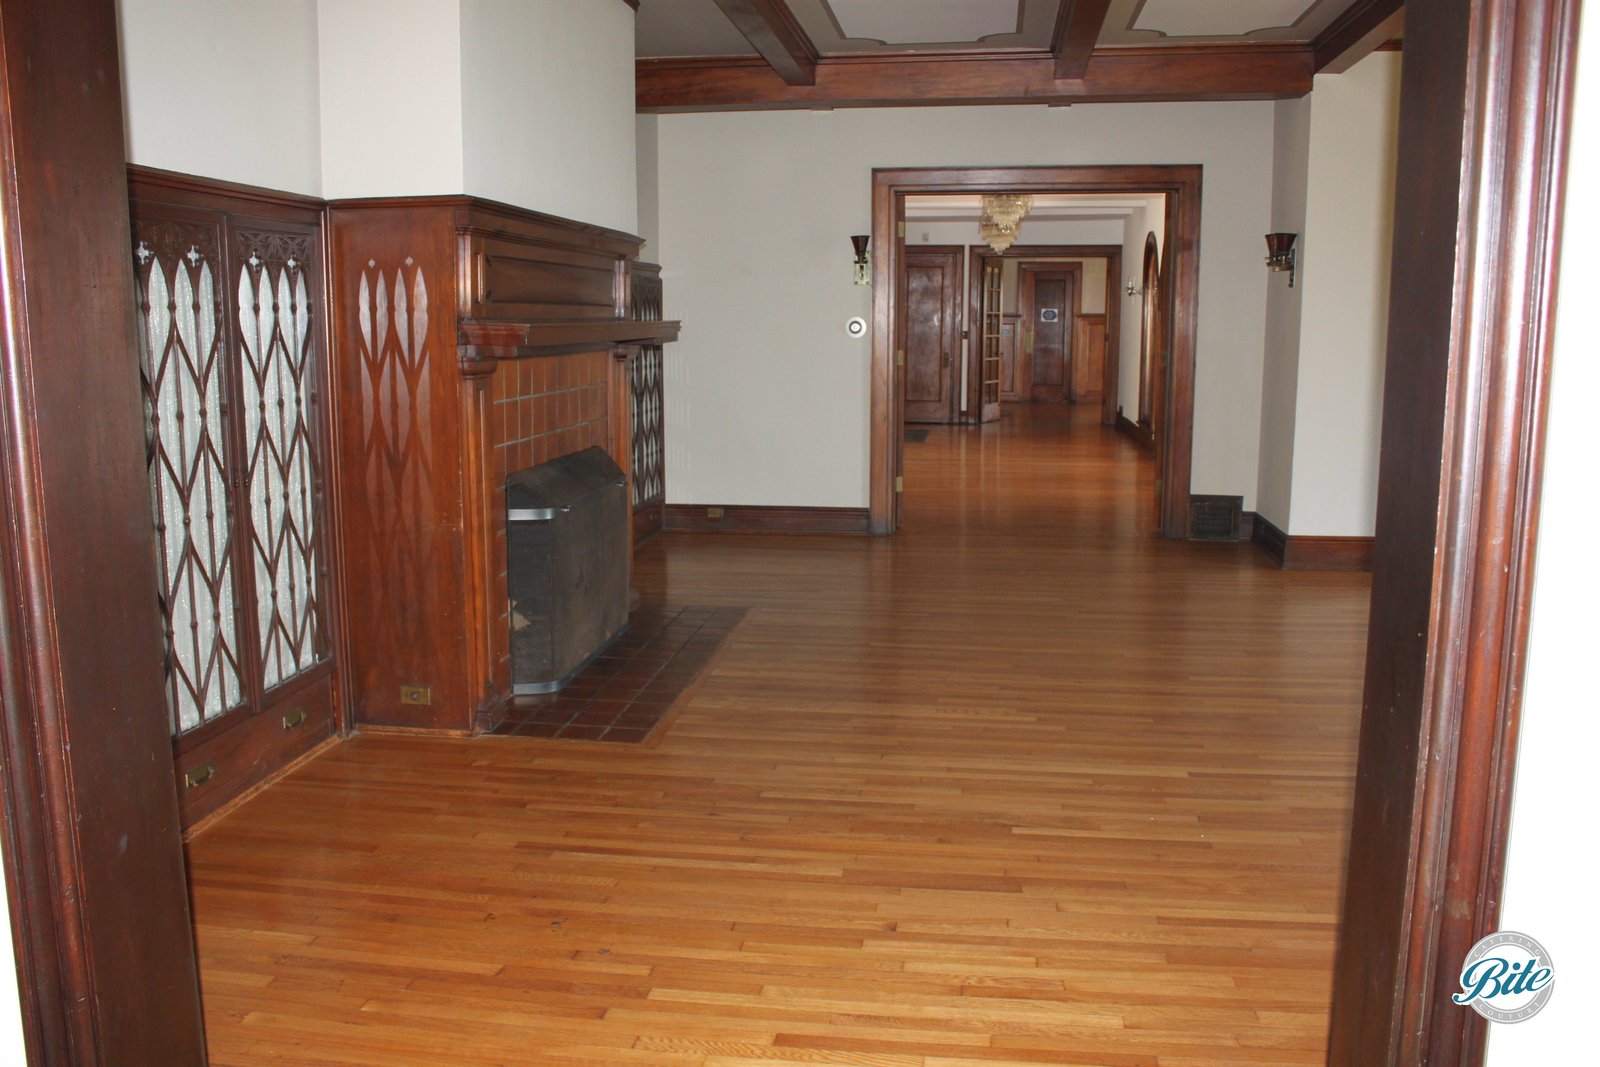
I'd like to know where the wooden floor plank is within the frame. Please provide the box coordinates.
[188,405,1367,1064]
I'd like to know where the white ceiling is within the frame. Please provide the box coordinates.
[635,0,1367,59]
[1102,0,1355,45]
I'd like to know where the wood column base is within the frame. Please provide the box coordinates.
[1251,515,1374,571]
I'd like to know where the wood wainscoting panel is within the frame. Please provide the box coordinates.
[664,504,873,534]
[330,204,469,730]
[1073,312,1108,404]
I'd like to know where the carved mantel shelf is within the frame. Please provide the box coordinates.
[458,317,681,369]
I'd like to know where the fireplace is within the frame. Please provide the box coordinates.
[506,447,629,694]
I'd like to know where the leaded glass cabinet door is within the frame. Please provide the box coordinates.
[133,217,248,735]
[129,181,339,829]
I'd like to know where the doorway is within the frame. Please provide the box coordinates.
[872,166,1198,537]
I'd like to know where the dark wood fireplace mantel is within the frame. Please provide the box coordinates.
[327,196,677,734]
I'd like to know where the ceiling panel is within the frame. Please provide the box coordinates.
[792,0,1062,55]
[636,0,757,58]
[1101,0,1359,45]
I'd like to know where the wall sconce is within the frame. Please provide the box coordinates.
[851,235,871,285]
[1265,232,1298,287]
[1125,280,1141,297]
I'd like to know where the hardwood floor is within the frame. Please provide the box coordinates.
[188,403,1371,1066]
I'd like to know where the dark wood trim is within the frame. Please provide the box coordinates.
[1313,0,1406,74]
[0,0,207,1061]
[1250,516,1374,571]
[1051,0,1115,80]
[710,0,818,86]
[619,0,639,9]
[1328,0,1580,1062]
[664,504,872,534]
[638,44,1314,113]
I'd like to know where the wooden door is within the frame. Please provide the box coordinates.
[1020,267,1079,403]
[903,247,963,423]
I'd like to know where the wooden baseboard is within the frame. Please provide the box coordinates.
[664,504,872,534]
[1115,412,1155,454]
[1252,514,1374,571]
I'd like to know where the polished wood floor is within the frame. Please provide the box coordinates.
[189,404,1372,1066]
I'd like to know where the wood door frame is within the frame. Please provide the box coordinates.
[1137,232,1162,433]
[874,167,1196,536]
[1017,262,1083,404]
[0,0,208,1060]
[1328,0,1579,1062]
[963,243,1122,425]
[899,244,965,424]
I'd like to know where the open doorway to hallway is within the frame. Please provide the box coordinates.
[876,171,1189,537]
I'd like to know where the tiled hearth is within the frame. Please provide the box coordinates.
[494,604,747,743]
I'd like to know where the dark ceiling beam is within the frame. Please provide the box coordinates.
[1312,0,1404,74]
[710,0,819,87]
[1051,0,1116,80]
[637,45,1313,113]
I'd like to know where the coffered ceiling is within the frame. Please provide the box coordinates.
[634,0,1403,112]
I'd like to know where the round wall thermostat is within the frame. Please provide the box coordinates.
[846,317,867,337]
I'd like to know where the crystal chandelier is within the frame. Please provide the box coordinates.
[979,194,1033,253]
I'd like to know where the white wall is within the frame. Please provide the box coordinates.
[1256,95,1312,531]
[1286,52,1401,535]
[318,0,464,199]
[1116,199,1166,423]
[658,103,1274,508]
[460,0,637,233]
[1488,7,1600,1058]
[117,0,323,195]
[637,115,661,259]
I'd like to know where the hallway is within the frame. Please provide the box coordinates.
[188,404,1372,1066]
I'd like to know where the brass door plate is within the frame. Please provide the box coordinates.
[184,763,215,789]
[399,685,432,706]
[282,707,307,730]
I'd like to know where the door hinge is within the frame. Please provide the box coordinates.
[896,348,905,368]
[895,476,903,493]
[897,221,906,238]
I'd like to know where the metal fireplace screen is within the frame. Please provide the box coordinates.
[506,446,629,694]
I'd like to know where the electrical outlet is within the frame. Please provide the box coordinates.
[399,685,432,706]
[706,506,724,519]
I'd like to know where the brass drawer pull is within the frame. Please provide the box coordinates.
[184,763,215,789]
[282,707,307,730]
